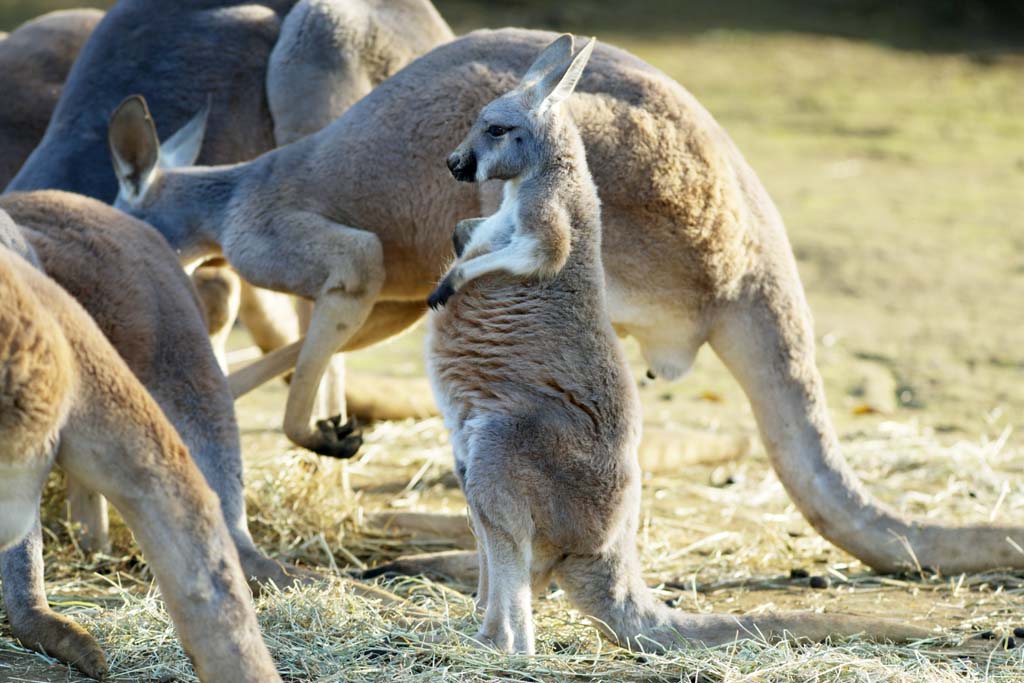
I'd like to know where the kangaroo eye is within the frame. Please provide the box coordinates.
[487,125,510,138]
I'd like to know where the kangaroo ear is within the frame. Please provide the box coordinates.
[535,37,596,115]
[520,34,574,89]
[109,95,160,202]
[160,95,210,168]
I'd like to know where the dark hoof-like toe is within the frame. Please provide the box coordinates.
[312,415,363,459]
[428,278,455,310]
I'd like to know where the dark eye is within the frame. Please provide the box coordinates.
[487,125,510,138]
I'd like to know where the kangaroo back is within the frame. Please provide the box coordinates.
[0,250,74,471]
[0,9,102,188]
[0,249,74,549]
[8,0,289,199]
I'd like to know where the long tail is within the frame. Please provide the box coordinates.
[708,274,1024,574]
[554,543,931,651]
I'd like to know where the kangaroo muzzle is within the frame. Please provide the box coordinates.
[447,150,477,183]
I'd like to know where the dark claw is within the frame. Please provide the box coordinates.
[646,369,656,380]
[312,416,362,459]
[428,277,456,310]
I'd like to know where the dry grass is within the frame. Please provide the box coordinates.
[3,366,1023,682]
[2,2,1023,681]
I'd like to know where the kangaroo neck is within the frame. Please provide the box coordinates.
[157,162,247,257]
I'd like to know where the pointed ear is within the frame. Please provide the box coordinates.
[109,95,160,201]
[520,34,574,89]
[160,96,210,168]
[536,37,596,115]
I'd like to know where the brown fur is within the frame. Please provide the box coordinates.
[0,244,281,682]
[0,191,305,679]
[126,28,1024,574]
[0,9,102,188]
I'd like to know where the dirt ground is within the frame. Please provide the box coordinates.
[1,1,1023,682]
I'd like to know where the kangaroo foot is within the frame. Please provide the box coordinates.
[470,627,517,654]
[238,547,322,592]
[312,415,362,458]
[11,607,108,680]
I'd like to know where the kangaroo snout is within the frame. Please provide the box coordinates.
[447,151,477,182]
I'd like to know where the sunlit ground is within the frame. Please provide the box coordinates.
[1,2,1022,681]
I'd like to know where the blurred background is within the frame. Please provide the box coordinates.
[2,0,1022,442]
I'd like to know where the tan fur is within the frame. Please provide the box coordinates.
[0,9,102,188]
[192,261,242,371]
[0,246,281,682]
[203,0,453,424]
[0,191,308,678]
[128,28,1024,573]
[424,37,929,653]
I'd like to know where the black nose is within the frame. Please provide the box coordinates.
[447,151,477,183]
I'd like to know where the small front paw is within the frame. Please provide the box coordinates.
[428,277,456,310]
[453,217,485,257]
[311,415,362,459]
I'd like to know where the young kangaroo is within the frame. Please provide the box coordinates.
[426,35,928,655]
[108,28,1024,575]
[0,191,305,679]
[0,238,281,682]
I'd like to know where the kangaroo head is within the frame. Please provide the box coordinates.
[108,94,209,210]
[447,34,595,184]
[108,95,212,256]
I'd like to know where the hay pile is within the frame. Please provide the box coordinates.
[4,398,1023,682]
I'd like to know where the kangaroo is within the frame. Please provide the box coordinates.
[106,27,1024,574]
[0,8,102,187]
[0,234,281,683]
[6,0,453,435]
[424,36,930,653]
[0,191,303,679]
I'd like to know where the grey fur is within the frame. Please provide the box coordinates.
[7,0,451,432]
[0,9,102,188]
[425,35,929,655]
[107,27,1024,575]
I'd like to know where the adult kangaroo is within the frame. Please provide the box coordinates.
[6,0,453,433]
[108,28,1024,574]
[0,215,282,683]
[0,191,306,679]
[0,9,102,187]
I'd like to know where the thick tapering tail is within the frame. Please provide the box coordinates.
[554,543,931,652]
[709,277,1024,574]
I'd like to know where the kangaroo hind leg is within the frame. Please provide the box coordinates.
[461,440,538,652]
[227,213,384,457]
[66,475,109,555]
[1,518,108,680]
